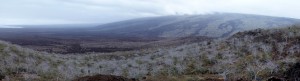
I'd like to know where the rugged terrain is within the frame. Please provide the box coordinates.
[0,25,300,81]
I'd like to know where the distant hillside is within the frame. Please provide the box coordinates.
[1,26,300,81]
[93,13,300,38]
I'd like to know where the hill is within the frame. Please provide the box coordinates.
[92,13,300,38]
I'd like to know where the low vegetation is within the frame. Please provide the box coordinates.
[0,26,299,81]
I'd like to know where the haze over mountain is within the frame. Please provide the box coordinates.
[92,13,300,38]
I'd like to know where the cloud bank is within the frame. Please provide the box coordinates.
[0,0,299,25]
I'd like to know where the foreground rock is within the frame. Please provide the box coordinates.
[267,77,283,81]
[285,62,300,81]
[73,74,138,81]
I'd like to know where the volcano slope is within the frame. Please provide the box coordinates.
[92,13,299,38]
[0,26,300,81]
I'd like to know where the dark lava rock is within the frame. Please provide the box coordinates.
[267,76,282,81]
[285,62,300,81]
[73,74,138,81]
[0,71,5,81]
[0,74,4,80]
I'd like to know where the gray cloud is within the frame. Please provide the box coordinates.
[0,0,299,25]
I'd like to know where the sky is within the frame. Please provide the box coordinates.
[0,0,300,25]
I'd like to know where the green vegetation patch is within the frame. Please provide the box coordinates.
[0,43,6,52]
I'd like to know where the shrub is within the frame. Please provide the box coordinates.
[215,53,223,59]
[169,67,180,76]
[10,46,20,54]
[0,44,6,52]
[184,61,196,75]
[122,68,129,77]
[195,67,209,74]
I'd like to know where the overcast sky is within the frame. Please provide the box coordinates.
[0,0,300,25]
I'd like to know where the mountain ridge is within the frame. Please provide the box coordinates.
[92,13,300,38]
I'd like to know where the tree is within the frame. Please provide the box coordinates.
[246,60,267,81]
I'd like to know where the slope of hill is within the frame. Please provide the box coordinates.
[0,25,300,81]
[92,13,300,38]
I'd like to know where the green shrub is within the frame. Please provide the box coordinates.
[122,68,129,77]
[50,60,64,68]
[135,60,143,65]
[158,68,169,76]
[169,67,180,76]
[195,67,209,74]
[10,46,20,53]
[0,44,6,52]
[185,61,196,75]
[215,53,223,59]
